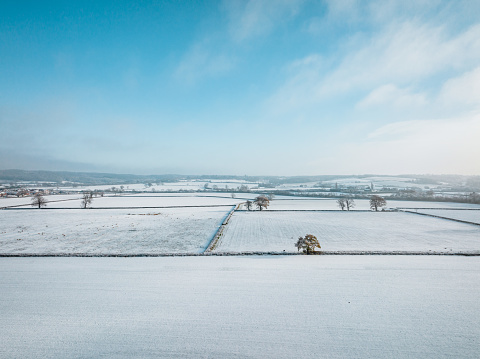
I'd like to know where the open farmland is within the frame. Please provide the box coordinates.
[63,180,259,192]
[0,194,83,208]
[16,194,244,209]
[0,256,478,359]
[254,198,480,211]
[215,211,480,253]
[410,209,480,225]
[0,207,231,254]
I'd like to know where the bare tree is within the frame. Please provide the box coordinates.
[370,195,386,211]
[31,192,47,209]
[295,234,321,254]
[81,191,93,209]
[254,195,270,211]
[245,200,252,211]
[345,197,355,211]
[337,198,346,210]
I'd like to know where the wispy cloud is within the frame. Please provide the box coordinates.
[357,84,427,109]
[438,66,480,108]
[269,20,480,114]
[222,0,304,42]
[335,113,480,174]
[173,40,236,85]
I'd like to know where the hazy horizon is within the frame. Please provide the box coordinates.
[1,1,480,176]
[1,168,478,181]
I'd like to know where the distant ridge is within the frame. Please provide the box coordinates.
[0,169,477,187]
[0,169,351,185]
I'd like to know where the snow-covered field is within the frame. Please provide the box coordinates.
[0,194,82,208]
[412,209,480,225]
[0,207,231,254]
[123,192,256,199]
[321,176,439,189]
[15,195,244,209]
[215,211,480,253]
[391,200,480,209]
[249,198,480,211]
[0,256,478,359]
[63,180,259,192]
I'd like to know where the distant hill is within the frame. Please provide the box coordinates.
[0,169,478,189]
[0,169,181,185]
[0,169,268,185]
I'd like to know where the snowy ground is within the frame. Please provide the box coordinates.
[215,211,480,253]
[411,209,480,225]
[321,176,440,189]
[62,180,259,192]
[0,256,478,359]
[0,207,231,254]
[0,194,82,208]
[392,200,480,209]
[123,192,257,199]
[15,195,244,209]
[251,198,480,211]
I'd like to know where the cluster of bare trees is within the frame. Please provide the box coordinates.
[335,195,387,211]
[245,195,271,211]
[337,197,355,210]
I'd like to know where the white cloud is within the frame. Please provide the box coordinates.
[324,22,480,94]
[270,20,480,113]
[223,0,304,41]
[367,118,438,140]
[174,41,236,85]
[357,84,427,109]
[438,66,480,108]
[345,114,480,174]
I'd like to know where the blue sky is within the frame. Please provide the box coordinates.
[1,0,479,175]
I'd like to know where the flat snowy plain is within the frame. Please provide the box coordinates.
[1,256,478,359]
[0,207,231,254]
[62,180,258,192]
[412,209,480,225]
[15,194,243,209]
[0,194,82,208]
[216,211,480,253]
[261,198,480,211]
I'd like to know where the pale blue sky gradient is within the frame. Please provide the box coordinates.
[1,0,480,175]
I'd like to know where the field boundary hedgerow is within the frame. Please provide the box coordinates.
[0,197,83,209]
[0,251,478,257]
[2,204,236,210]
[400,209,480,226]
[204,204,240,252]
[237,209,375,212]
